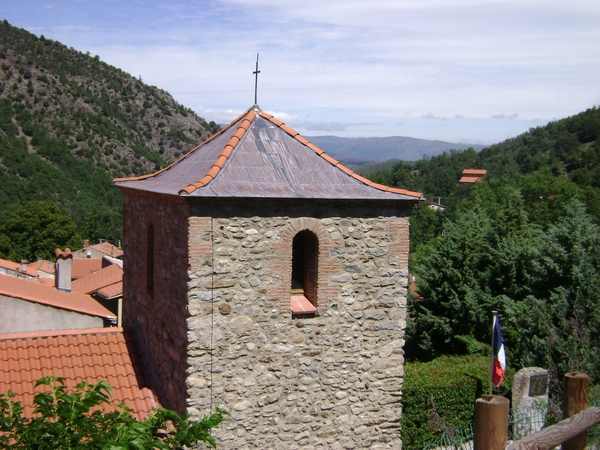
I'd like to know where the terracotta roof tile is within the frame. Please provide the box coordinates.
[462,169,487,176]
[72,259,104,279]
[306,142,324,155]
[96,281,123,300]
[72,264,123,296]
[0,258,20,272]
[320,153,340,166]
[89,242,124,258]
[0,258,40,278]
[55,248,73,259]
[459,168,487,184]
[30,260,55,275]
[0,328,158,420]
[295,135,310,146]
[0,274,115,319]
[111,109,251,184]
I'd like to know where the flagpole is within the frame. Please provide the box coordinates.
[489,310,498,395]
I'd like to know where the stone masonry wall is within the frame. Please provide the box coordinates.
[186,203,411,449]
[121,192,190,412]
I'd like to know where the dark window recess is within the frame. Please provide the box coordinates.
[291,230,318,306]
[146,223,154,294]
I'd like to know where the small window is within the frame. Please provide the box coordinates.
[291,230,318,317]
[146,223,154,294]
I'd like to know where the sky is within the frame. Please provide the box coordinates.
[2,0,599,145]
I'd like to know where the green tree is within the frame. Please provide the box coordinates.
[518,170,581,229]
[0,376,225,449]
[406,183,544,360]
[408,205,444,252]
[407,209,497,358]
[510,201,600,385]
[0,201,81,262]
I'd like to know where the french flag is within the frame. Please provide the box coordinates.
[492,315,506,387]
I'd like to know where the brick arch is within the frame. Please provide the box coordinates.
[270,218,341,314]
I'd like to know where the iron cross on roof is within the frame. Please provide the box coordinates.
[253,53,260,107]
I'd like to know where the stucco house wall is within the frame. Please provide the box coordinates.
[0,295,104,333]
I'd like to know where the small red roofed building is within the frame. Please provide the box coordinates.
[114,105,423,448]
[0,327,157,420]
[73,263,124,326]
[0,258,53,280]
[72,240,124,260]
[459,168,487,183]
[0,274,116,334]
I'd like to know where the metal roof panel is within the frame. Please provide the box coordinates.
[115,108,423,200]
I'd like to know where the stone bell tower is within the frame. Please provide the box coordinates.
[115,105,422,448]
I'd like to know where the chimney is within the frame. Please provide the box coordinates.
[83,239,90,248]
[55,248,73,292]
[20,260,27,273]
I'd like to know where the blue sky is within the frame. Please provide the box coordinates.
[2,0,599,145]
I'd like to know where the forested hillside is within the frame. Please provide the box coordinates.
[0,21,219,258]
[367,107,600,392]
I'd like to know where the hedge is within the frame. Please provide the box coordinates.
[401,355,513,449]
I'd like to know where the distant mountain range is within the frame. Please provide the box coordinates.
[306,135,487,167]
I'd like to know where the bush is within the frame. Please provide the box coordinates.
[401,355,513,449]
[0,376,226,449]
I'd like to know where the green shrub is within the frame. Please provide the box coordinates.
[0,376,226,449]
[401,355,513,449]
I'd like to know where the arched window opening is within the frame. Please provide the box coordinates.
[291,230,318,317]
[146,223,154,294]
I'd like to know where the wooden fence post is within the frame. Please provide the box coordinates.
[474,395,509,450]
[563,372,589,450]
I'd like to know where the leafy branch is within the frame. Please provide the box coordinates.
[0,376,226,449]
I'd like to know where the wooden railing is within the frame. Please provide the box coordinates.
[506,407,600,450]
[473,373,600,450]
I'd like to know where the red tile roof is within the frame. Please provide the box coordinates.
[0,328,158,420]
[115,107,423,200]
[0,258,39,277]
[72,258,104,279]
[89,242,124,258]
[72,264,123,296]
[30,259,55,276]
[96,281,123,300]
[0,258,21,272]
[459,169,487,183]
[0,274,115,319]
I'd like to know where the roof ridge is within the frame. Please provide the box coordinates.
[258,111,423,199]
[113,110,252,184]
[0,327,123,341]
[0,275,116,319]
[179,109,257,196]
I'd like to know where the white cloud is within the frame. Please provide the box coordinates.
[2,0,599,143]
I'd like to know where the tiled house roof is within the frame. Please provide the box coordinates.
[0,258,45,278]
[0,274,115,320]
[115,108,423,200]
[96,281,123,300]
[72,264,123,296]
[0,328,158,420]
[459,169,487,183]
[86,242,124,259]
[72,259,104,279]
[30,259,55,277]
